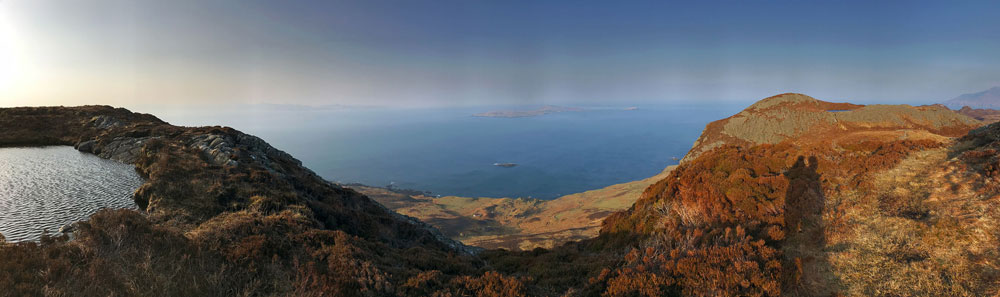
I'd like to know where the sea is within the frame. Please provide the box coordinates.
[151,103,743,199]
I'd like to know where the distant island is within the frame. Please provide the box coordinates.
[473,105,583,118]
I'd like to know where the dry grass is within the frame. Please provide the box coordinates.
[358,166,676,251]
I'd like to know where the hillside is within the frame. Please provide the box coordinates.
[956,105,1000,123]
[471,93,996,296]
[589,94,998,296]
[357,166,674,250]
[946,86,1000,109]
[2,97,998,296]
[0,106,511,296]
[382,93,983,252]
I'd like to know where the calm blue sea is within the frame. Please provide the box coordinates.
[151,104,742,199]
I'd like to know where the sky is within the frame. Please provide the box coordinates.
[1,0,999,108]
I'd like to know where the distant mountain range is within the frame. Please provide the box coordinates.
[473,105,583,118]
[946,86,1000,108]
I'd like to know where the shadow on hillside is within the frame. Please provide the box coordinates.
[783,156,838,296]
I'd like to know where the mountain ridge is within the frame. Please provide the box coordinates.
[473,105,584,118]
[681,93,979,163]
[946,86,1000,109]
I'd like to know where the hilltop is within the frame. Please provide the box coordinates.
[682,93,978,163]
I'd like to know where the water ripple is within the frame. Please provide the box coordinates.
[0,146,144,242]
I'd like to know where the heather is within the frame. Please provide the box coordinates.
[2,94,999,296]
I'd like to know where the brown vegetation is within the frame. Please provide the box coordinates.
[681,93,979,163]
[585,108,997,296]
[0,106,500,296]
[2,93,998,296]
[955,105,1000,123]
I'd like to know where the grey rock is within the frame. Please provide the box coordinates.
[76,140,97,153]
[57,223,76,233]
[187,132,303,172]
[88,115,125,130]
[58,222,79,241]
[100,137,149,163]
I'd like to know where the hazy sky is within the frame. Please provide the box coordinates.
[2,0,999,107]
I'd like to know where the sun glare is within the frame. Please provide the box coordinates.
[0,10,19,96]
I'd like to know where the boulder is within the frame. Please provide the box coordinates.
[76,139,97,153]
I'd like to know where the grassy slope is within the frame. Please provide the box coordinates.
[588,94,998,296]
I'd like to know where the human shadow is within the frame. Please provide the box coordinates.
[782,156,837,296]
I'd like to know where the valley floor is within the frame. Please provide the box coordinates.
[356,166,675,250]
